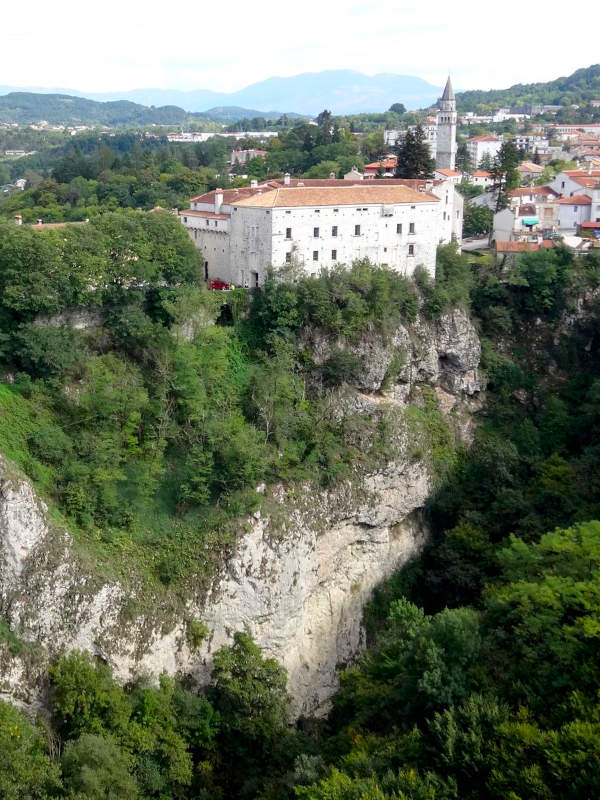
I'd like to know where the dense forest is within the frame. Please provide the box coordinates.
[456,63,600,112]
[0,117,393,221]
[0,202,599,797]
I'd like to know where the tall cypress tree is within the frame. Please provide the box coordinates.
[394,124,434,179]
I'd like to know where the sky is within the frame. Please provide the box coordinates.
[2,0,598,94]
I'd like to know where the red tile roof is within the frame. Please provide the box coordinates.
[557,195,592,205]
[472,171,491,178]
[436,168,461,176]
[468,135,500,143]
[235,184,439,208]
[510,187,558,198]
[580,222,600,228]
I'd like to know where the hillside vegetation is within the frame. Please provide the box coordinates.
[0,213,421,586]
[456,63,600,111]
[1,226,600,798]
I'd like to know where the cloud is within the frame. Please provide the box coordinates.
[1,0,596,94]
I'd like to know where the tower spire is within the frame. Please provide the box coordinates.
[441,75,454,102]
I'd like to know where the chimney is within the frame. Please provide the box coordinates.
[284,172,291,185]
[329,171,336,179]
[214,188,223,214]
[250,179,258,188]
[37,218,43,225]
[14,215,22,225]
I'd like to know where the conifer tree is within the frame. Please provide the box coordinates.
[394,124,434,179]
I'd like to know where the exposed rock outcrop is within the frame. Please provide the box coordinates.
[0,310,482,717]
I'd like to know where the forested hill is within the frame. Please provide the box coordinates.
[0,92,292,126]
[0,92,193,125]
[456,63,600,110]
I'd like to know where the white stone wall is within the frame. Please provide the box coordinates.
[229,206,274,286]
[431,181,463,244]
[269,201,440,278]
[467,139,502,168]
[558,202,591,231]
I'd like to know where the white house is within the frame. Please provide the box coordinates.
[471,170,493,188]
[181,179,461,286]
[557,195,592,232]
[548,169,600,197]
[466,135,502,168]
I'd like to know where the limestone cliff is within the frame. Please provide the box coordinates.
[0,309,482,717]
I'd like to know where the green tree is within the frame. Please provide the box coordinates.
[394,125,434,179]
[0,700,61,799]
[61,734,139,800]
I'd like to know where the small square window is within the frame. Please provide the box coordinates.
[331,249,337,260]
[285,210,291,214]
[333,208,339,213]
[313,250,319,261]
[314,209,320,213]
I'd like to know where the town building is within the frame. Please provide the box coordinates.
[516,161,545,182]
[230,148,267,165]
[181,175,463,286]
[363,156,397,177]
[470,170,493,188]
[466,135,502,169]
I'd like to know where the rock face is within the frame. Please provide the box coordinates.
[0,311,482,717]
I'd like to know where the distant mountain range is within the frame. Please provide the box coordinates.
[2,65,598,127]
[0,70,444,117]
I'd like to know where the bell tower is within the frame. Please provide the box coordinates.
[436,76,457,171]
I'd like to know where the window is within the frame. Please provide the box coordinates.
[396,223,402,234]
[574,206,578,212]
[409,222,415,233]
[443,212,446,221]
[285,252,292,263]
[285,210,291,214]
[332,225,338,237]
[333,208,339,213]
[286,227,292,239]
[408,244,415,256]
[183,216,187,223]
[313,227,319,237]
[354,224,361,236]
[313,251,319,261]
[204,261,209,280]
[331,249,337,260]
[206,220,209,226]
[314,209,320,213]
[561,181,565,188]
[252,271,259,287]
[214,220,218,226]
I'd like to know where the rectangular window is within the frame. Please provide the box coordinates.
[286,228,292,239]
[408,244,415,256]
[285,252,292,263]
[183,216,187,223]
[313,250,319,261]
[206,220,209,226]
[332,225,338,237]
[331,249,337,260]
[333,208,339,213]
[313,227,319,237]
[409,222,415,233]
[314,209,320,213]
[396,223,402,234]
[354,224,361,236]
[286,210,291,214]
[252,271,259,287]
